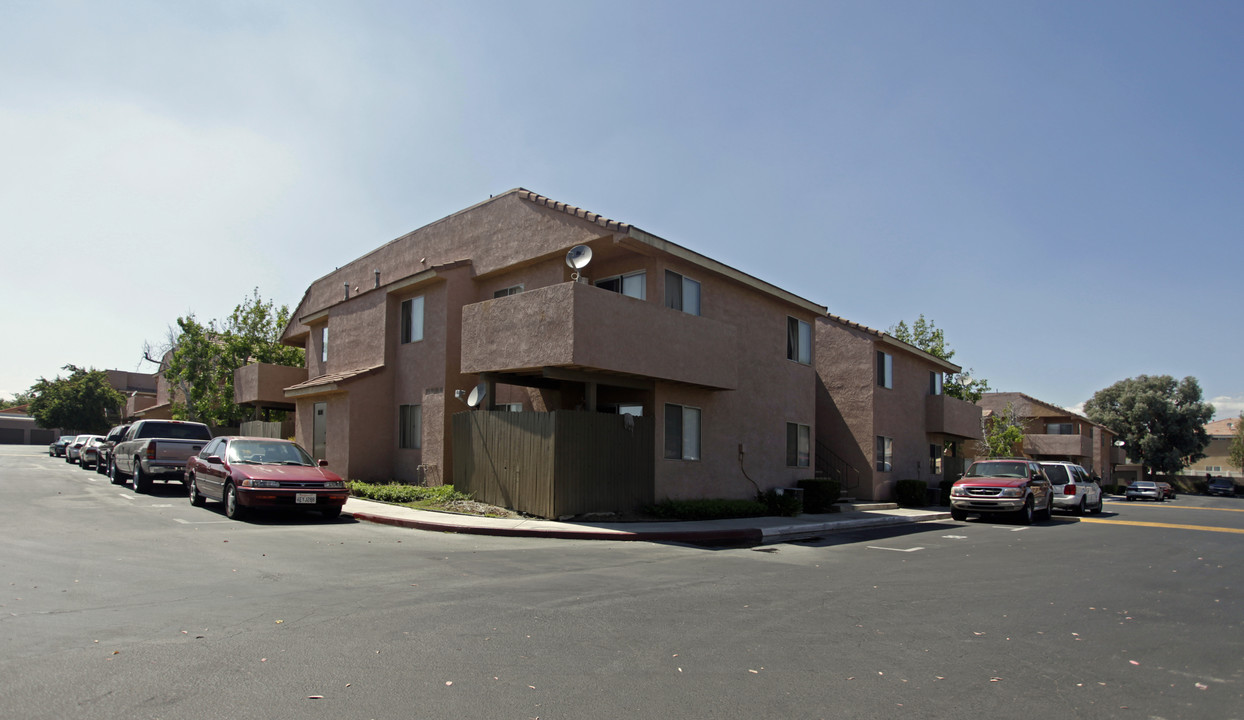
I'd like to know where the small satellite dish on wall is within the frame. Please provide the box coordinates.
[466,382,488,409]
[565,245,592,282]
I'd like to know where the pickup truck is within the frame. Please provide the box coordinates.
[109,420,213,493]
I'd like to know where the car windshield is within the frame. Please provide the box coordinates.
[1042,465,1070,484]
[226,440,315,466]
[966,461,1028,478]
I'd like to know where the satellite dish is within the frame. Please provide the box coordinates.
[565,245,593,270]
[466,383,488,409]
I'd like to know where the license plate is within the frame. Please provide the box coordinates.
[296,493,316,504]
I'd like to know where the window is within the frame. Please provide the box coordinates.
[399,404,421,449]
[664,270,700,315]
[787,317,811,364]
[876,436,892,472]
[929,371,942,395]
[498,403,523,412]
[664,404,701,460]
[493,285,523,298]
[596,271,646,299]
[321,327,328,363]
[401,296,424,344]
[929,444,943,475]
[617,404,643,417]
[786,423,810,468]
[1046,422,1075,435]
[877,351,892,389]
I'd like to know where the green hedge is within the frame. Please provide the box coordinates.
[647,498,768,521]
[761,488,804,517]
[895,479,929,508]
[797,478,841,513]
[348,481,471,504]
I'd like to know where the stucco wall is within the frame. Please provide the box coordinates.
[814,320,876,498]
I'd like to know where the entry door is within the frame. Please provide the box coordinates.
[313,402,327,462]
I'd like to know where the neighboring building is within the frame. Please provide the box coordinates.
[977,392,1122,484]
[275,189,826,516]
[1187,417,1241,479]
[815,315,983,502]
[104,369,159,421]
[0,406,58,445]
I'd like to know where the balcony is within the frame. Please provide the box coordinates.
[1024,432,1093,459]
[925,394,982,440]
[461,281,738,390]
[234,363,308,409]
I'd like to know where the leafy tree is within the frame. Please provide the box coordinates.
[26,365,124,433]
[0,389,35,410]
[1229,414,1244,476]
[979,402,1024,457]
[889,315,990,403]
[1084,375,1214,476]
[151,289,303,427]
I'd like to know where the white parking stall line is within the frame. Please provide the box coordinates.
[173,518,232,525]
[867,546,925,553]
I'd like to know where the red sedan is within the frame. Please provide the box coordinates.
[185,437,348,520]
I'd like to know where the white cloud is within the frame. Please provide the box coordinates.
[1210,395,1244,420]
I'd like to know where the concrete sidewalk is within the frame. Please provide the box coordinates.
[343,497,953,545]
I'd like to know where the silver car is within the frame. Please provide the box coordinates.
[1040,461,1103,515]
[1125,481,1164,502]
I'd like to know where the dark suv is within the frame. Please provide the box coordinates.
[1208,477,1236,497]
[950,458,1054,524]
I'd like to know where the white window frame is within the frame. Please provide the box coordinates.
[401,296,425,344]
[595,271,645,300]
[493,285,524,299]
[877,351,893,389]
[664,270,701,316]
[929,371,942,396]
[664,403,701,461]
[786,422,810,468]
[787,317,811,365]
[498,403,523,412]
[399,404,421,449]
[876,436,893,472]
[320,326,328,363]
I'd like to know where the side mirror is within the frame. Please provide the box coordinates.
[318,459,329,467]
[207,455,223,465]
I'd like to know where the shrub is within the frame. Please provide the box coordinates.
[894,479,929,507]
[646,498,768,521]
[348,481,471,505]
[797,478,841,513]
[761,488,803,517]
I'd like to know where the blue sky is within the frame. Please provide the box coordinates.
[2,1,1240,418]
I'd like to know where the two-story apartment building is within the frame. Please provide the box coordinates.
[815,314,982,502]
[1186,417,1241,479]
[977,392,1121,484]
[274,189,826,515]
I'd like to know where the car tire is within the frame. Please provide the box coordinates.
[1090,495,1104,514]
[224,483,244,520]
[951,508,967,522]
[1039,495,1053,522]
[1016,498,1034,525]
[133,463,151,494]
[1074,497,1086,515]
[188,476,205,507]
[108,460,124,485]
[321,506,342,521]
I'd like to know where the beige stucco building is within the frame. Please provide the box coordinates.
[271,189,827,512]
[1187,417,1241,478]
[977,392,1123,484]
[815,315,983,502]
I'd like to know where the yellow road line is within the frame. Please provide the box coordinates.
[1080,518,1244,534]
[1106,503,1244,513]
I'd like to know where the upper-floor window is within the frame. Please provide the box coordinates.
[665,270,700,316]
[320,327,328,363]
[596,271,645,300]
[787,317,811,365]
[877,351,893,389]
[401,296,424,344]
[494,285,524,298]
[786,423,810,468]
[664,403,701,461]
[929,371,942,395]
[1046,422,1076,435]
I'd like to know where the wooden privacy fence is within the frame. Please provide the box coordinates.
[452,410,654,519]
[239,419,295,439]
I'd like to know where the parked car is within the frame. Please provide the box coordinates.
[65,434,92,464]
[1207,477,1236,497]
[950,458,1054,524]
[1155,480,1176,500]
[49,435,76,457]
[95,424,131,476]
[1125,481,1164,501]
[1039,461,1103,515]
[79,436,108,470]
[185,437,348,520]
[110,419,213,493]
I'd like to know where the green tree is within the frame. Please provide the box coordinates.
[0,389,35,410]
[155,289,303,427]
[1229,414,1244,476]
[26,365,124,433]
[1084,375,1214,476]
[889,315,990,403]
[979,402,1025,457]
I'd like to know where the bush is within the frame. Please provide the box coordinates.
[761,488,804,517]
[646,498,768,521]
[797,478,841,513]
[348,481,471,505]
[894,479,929,507]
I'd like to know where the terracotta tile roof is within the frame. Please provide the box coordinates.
[1206,417,1240,436]
[514,189,632,233]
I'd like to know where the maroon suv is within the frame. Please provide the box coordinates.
[950,458,1054,524]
